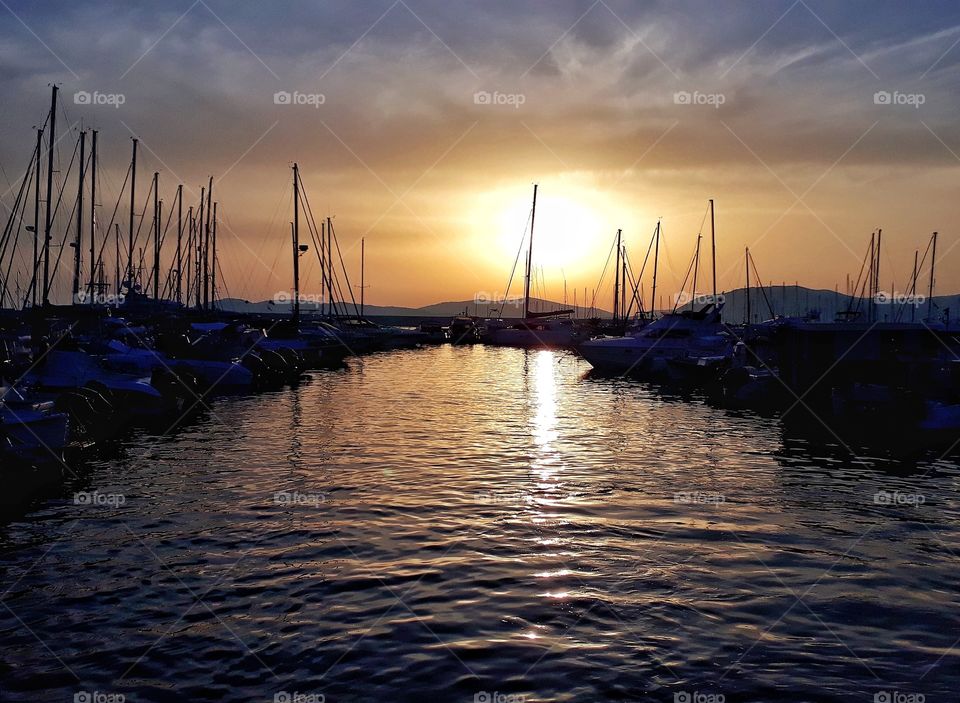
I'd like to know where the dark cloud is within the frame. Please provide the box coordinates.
[3,0,960,304]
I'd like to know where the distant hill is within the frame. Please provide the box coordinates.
[218,297,611,318]
[219,286,960,323]
[713,286,960,324]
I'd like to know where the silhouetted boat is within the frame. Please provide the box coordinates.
[579,303,732,376]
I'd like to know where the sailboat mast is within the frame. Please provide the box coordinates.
[152,172,159,301]
[745,247,751,324]
[175,185,183,304]
[42,85,57,307]
[910,249,918,323]
[621,249,627,320]
[88,130,97,302]
[691,234,701,311]
[31,127,42,308]
[211,201,217,309]
[128,137,137,288]
[867,232,875,322]
[196,187,204,309]
[114,224,120,296]
[523,184,538,319]
[360,237,365,318]
[72,130,85,301]
[613,228,621,322]
[292,164,300,323]
[203,177,212,309]
[185,205,193,303]
[927,231,937,322]
[320,219,326,314]
[326,216,333,317]
[651,220,660,317]
[709,198,717,302]
[874,228,882,321]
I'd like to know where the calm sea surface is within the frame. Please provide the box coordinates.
[2,345,959,702]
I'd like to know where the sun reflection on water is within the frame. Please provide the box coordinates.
[531,350,561,480]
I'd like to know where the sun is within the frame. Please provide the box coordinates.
[490,188,603,271]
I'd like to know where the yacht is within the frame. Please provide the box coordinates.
[578,303,732,375]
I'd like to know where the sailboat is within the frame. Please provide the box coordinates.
[484,185,584,348]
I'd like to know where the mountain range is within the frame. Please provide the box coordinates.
[219,286,960,323]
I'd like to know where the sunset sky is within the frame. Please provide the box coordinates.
[2,0,960,307]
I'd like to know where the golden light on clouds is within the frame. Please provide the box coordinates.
[3,3,960,307]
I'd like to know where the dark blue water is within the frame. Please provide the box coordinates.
[2,346,958,702]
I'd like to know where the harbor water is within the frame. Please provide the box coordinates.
[2,345,958,702]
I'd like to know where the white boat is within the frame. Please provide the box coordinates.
[104,338,254,392]
[24,349,173,417]
[578,303,732,375]
[484,316,585,348]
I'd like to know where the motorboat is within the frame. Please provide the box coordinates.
[578,303,732,376]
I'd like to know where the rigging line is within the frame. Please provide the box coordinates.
[0,166,33,294]
[158,199,180,299]
[46,182,82,300]
[93,163,131,285]
[590,230,619,311]
[697,201,709,238]
[498,207,531,320]
[214,254,230,305]
[671,237,699,314]
[46,130,81,237]
[847,236,874,316]
[747,251,776,319]
[328,219,360,318]
[128,186,155,278]
[297,181,331,309]
[156,190,176,251]
[0,142,37,253]
[298,172,358,317]
[895,237,935,322]
[622,251,646,319]
[43,134,84,300]
[258,177,293,299]
[621,222,659,319]
[295,173,339,314]
[260,178,292,289]
[0,156,35,306]
[0,142,37,269]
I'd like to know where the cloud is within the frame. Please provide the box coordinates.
[3,1,960,304]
